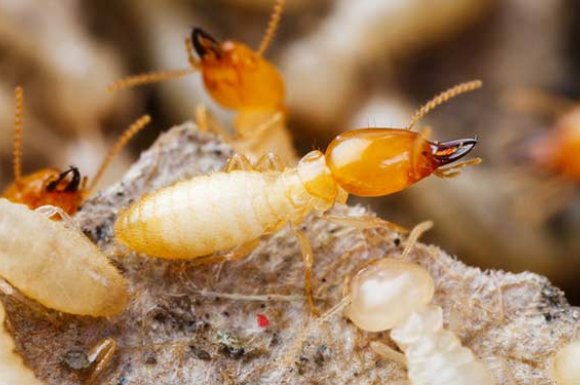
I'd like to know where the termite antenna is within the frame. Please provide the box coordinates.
[400,220,433,260]
[13,86,24,185]
[406,80,482,130]
[88,115,152,194]
[107,68,196,93]
[257,0,286,56]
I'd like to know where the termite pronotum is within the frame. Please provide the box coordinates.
[114,80,483,313]
[107,0,297,163]
[0,198,128,316]
[0,301,43,385]
[2,86,151,216]
[341,223,496,384]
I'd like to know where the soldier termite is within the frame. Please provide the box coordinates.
[341,222,496,385]
[107,0,297,163]
[2,86,151,216]
[114,80,482,313]
[0,198,128,316]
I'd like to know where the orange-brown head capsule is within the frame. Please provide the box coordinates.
[2,167,85,214]
[325,128,477,197]
[531,107,580,180]
[191,28,285,111]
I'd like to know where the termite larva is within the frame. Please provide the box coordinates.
[108,0,297,163]
[0,301,42,385]
[0,198,128,316]
[343,224,495,384]
[2,87,151,216]
[115,80,482,312]
[551,339,580,385]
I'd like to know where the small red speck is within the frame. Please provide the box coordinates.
[257,314,270,328]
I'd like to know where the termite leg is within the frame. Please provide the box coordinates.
[254,153,285,172]
[433,157,482,178]
[323,214,409,234]
[188,241,259,267]
[85,338,117,385]
[291,225,319,316]
[223,239,260,261]
[369,341,407,368]
[234,111,284,140]
[399,220,433,260]
[195,105,230,139]
[35,205,75,226]
[224,154,254,172]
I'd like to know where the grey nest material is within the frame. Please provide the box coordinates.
[3,123,579,384]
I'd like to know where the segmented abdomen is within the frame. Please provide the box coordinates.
[391,305,495,385]
[115,170,300,259]
[0,199,128,316]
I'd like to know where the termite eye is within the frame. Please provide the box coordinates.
[192,27,220,58]
[430,137,478,166]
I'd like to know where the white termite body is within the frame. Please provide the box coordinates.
[115,151,342,259]
[345,258,495,385]
[0,301,42,385]
[0,198,128,316]
[552,339,580,385]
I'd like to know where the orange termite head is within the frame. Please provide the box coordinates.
[2,166,85,215]
[325,128,478,197]
[191,27,285,111]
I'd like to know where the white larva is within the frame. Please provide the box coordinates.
[552,339,580,385]
[345,258,496,385]
[0,198,128,316]
[0,301,42,385]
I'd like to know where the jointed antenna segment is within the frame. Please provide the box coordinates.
[89,115,152,193]
[13,87,24,184]
[107,68,196,93]
[406,80,482,130]
[257,0,286,56]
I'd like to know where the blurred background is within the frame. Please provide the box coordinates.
[0,0,578,302]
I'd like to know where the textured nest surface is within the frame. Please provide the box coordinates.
[3,123,579,384]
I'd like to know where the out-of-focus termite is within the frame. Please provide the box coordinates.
[551,339,580,385]
[114,80,482,313]
[340,222,496,385]
[0,198,128,316]
[107,0,297,163]
[505,89,580,180]
[2,87,151,216]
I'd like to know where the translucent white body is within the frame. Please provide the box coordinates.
[552,339,580,385]
[115,168,330,259]
[345,258,434,332]
[0,301,42,385]
[391,305,495,385]
[345,258,495,385]
[0,199,128,316]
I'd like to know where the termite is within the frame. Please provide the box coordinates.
[0,301,43,385]
[2,86,151,216]
[107,0,297,163]
[0,198,128,316]
[337,222,496,384]
[114,80,483,313]
[551,339,580,385]
[506,89,580,180]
